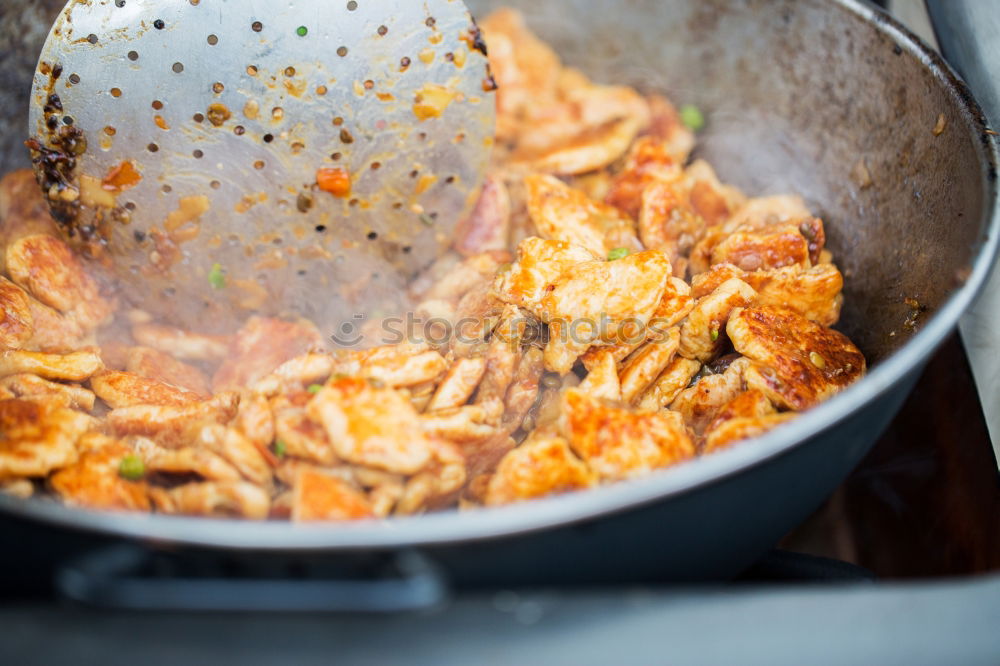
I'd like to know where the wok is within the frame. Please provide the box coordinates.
[0,0,996,585]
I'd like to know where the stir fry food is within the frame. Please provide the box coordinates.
[0,9,865,520]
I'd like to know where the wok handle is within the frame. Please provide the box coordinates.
[55,545,448,613]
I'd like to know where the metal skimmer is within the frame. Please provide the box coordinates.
[28,0,495,332]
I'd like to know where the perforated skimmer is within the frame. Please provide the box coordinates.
[27,0,496,332]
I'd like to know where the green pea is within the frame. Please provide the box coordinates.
[680,104,705,132]
[118,455,145,481]
[208,263,226,290]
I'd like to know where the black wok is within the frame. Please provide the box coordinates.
[0,0,996,585]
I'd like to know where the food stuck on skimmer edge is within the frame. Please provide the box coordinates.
[0,9,865,520]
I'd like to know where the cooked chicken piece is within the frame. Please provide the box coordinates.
[412,299,458,341]
[480,8,563,142]
[449,281,506,356]
[670,358,751,433]
[455,175,512,257]
[269,352,335,386]
[233,392,276,460]
[689,263,745,299]
[484,434,596,506]
[645,95,697,165]
[493,237,597,313]
[560,389,695,480]
[638,176,706,259]
[683,160,747,225]
[329,346,448,390]
[187,423,273,487]
[463,432,518,479]
[273,405,338,466]
[0,478,33,498]
[605,136,683,220]
[0,399,93,478]
[150,481,270,519]
[536,250,672,373]
[271,457,343,487]
[0,349,103,382]
[619,327,681,405]
[579,337,641,372]
[291,467,374,522]
[724,194,813,232]
[474,313,522,406]
[578,349,623,402]
[705,389,775,426]
[50,441,150,511]
[397,438,467,515]
[649,277,696,336]
[23,297,86,354]
[5,234,113,331]
[709,222,815,273]
[728,306,866,410]
[421,404,500,443]
[637,357,702,410]
[523,116,645,175]
[142,442,242,482]
[502,346,544,430]
[678,278,757,362]
[76,431,121,453]
[91,371,203,409]
[251,352,337,397]
[106,392,240,446]
[125,347,211,396]
[513,78,651,171]
[0,277,32,350]
[525,174,640,257]
[704,413,797,454]
[307,378,432,474]
[369,479,405,518]
[752,263,842,326]
[539,249,671,327]
[401,380,435,413]
[131,323,231,361]
[569,169,614,203]
[580,275,686,371]
[577,280,684,369]
[692,263,844,326]
[213,317,324,392]
[0,374,95,411]
[427,356,487,411]
[689,194,812,274]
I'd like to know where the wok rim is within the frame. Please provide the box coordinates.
[2,0,997,551]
